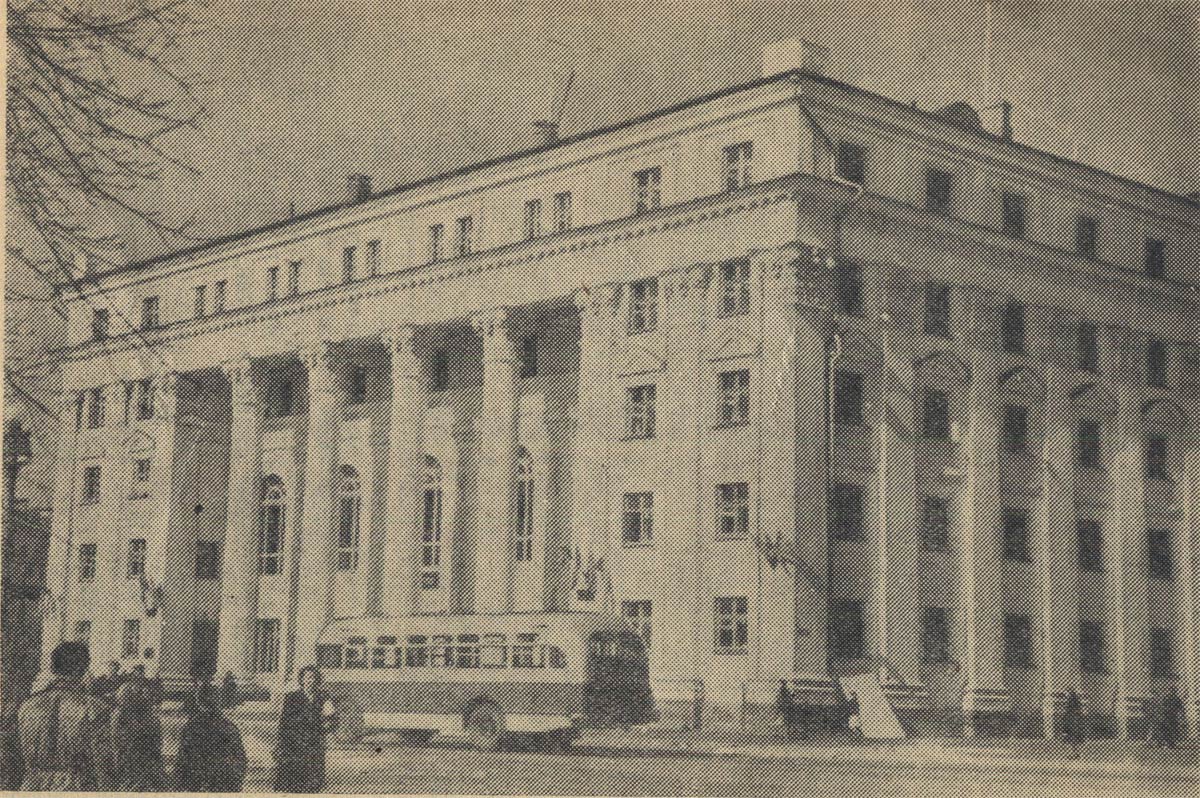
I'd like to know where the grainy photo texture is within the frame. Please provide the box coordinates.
[3,1,1199,796]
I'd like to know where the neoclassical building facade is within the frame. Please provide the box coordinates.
[41,67,1199,737]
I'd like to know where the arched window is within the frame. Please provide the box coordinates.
[337,466,361,571]
[259,476,285,575]
[515,447,534,562]
[421,456,443,589]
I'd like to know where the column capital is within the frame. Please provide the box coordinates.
[472,308,519,363]
[221,358,259,408]
[154,371,180,418]
[382,325,419,355]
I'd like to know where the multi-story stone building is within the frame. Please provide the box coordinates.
[41,58,1199,738]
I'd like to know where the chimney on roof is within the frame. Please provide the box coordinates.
[762,38,829,78]
[347,174,372,203]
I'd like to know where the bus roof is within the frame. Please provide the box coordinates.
[317,612,633,644]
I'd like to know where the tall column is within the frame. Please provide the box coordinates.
[36,391,83,686]
[290,342,340,674]
[144,372,183,677]
[1182,437,1200,739]
[1037,333,1080,738]
[377,326,427,617]
[959,297,1009,734]
[472,309,520,614]
[216,358,264,681]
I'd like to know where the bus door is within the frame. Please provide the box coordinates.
[583,631,656,726]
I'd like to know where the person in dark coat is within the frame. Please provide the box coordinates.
[172,683,247,792]
[1061,689,1085,759]
[273,665,338,793]
[1155,687,1185,749]
[3,641,115,791]
[110,678,166,790]
[90,660,123,700]
[221,670,240,709]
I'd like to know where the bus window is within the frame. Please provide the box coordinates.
[430,635,452,668]
[405,636,428,667]
[512,633,542,668]
[315,644,342,669]
[480,634,506,668]
[548,646,567,669]
[346,637,368,669]
[375,636,397,668]
[456,635,481,668]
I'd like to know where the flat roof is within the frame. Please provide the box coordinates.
[94,69,1197,282]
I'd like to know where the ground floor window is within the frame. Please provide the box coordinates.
[921,607,950,663]
[1003,614,1033,668]
[253,618,280,673]
[121,619,141,659]
[713,596,748,653]
[828,600,865,660]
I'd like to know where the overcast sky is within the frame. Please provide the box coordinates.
[64,0,1200,255]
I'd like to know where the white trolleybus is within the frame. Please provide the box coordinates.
[314,612,657,750]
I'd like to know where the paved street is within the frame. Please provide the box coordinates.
[234,739,1198,797]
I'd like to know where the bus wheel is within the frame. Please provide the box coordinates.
[464,700,505,751]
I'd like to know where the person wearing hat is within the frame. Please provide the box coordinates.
[3,641,115,791]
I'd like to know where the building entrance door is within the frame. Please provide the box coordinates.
[190,618,219,679]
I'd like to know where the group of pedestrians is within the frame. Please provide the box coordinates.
[2,641,338,793]
[1059,686,1186,757]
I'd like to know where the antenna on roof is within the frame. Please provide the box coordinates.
[533,69,576,146]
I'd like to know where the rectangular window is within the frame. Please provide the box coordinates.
[1150,627,1174,677]
[1147,339,1168,387]
[717,259,751,317]
[834,371,864,425]
[510,633,540,668]
[1001,192,1027,238]
[921,389,951,440]
[723,141,753,191]
[86,387,105,429]
[1002,404,1030,454]
[552,191,572,232]
[456,635,481,669]
[421,475,443,589]
[342,246,356,283]
[834,261,864,316]
[193,286,207,319]
[829,483,865,541]
[82,465,101,505]
[716,483,750,540]
[1002,509,1030,561]
[140,296,161,330]
[430,635,452,668]
[132,454,150,488]
[1144,239,1165,279]
[405,635,429,667]
[523,198,543,240]
[127,538,146,579]
[625,384,656,440]
[921,496,950,551]
[264,377,295,420]
[1001,300,1026,354]
[1076,419,1102,469]
[78,543,97,582]
[519,336,538,379]
[337,490,361,572]
[921,607,951,663]
[628,278,658,335]
[259,500,284,576]
[366,240,381,276]
[1077,322,1099,373]
[835,141,866,183]
[515,468,534,563]
[74,393,84,431]
[633,167,662,214]
[135,378,154,421]
[430,349,450,392]
[213,280,227,313]
[925,168,952,213]
[1003,613,1033,668]
[347,366,368,405]
[122,619,141,659]
[267,265,280,300]
[1147,527,1173,580]
[621,493,654,546]
[252,619,280,673]
[315,644,342,669]
[287,260,302,296]
[1077,520,1104,573]
[454,216,473,256]
[91,308,110,340]
[717,370,751,428]
[195,540,220,580]
[829,599,865,660]
[345,637,368,669]
[621,600,653,651]
[1145,435,1168,480]
[1079,620,1106,673]
[74,620,92,644]
[1075,216,1098,258]
[714,596,748,652]
[428,224,444,263]
[923,282,952,338]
